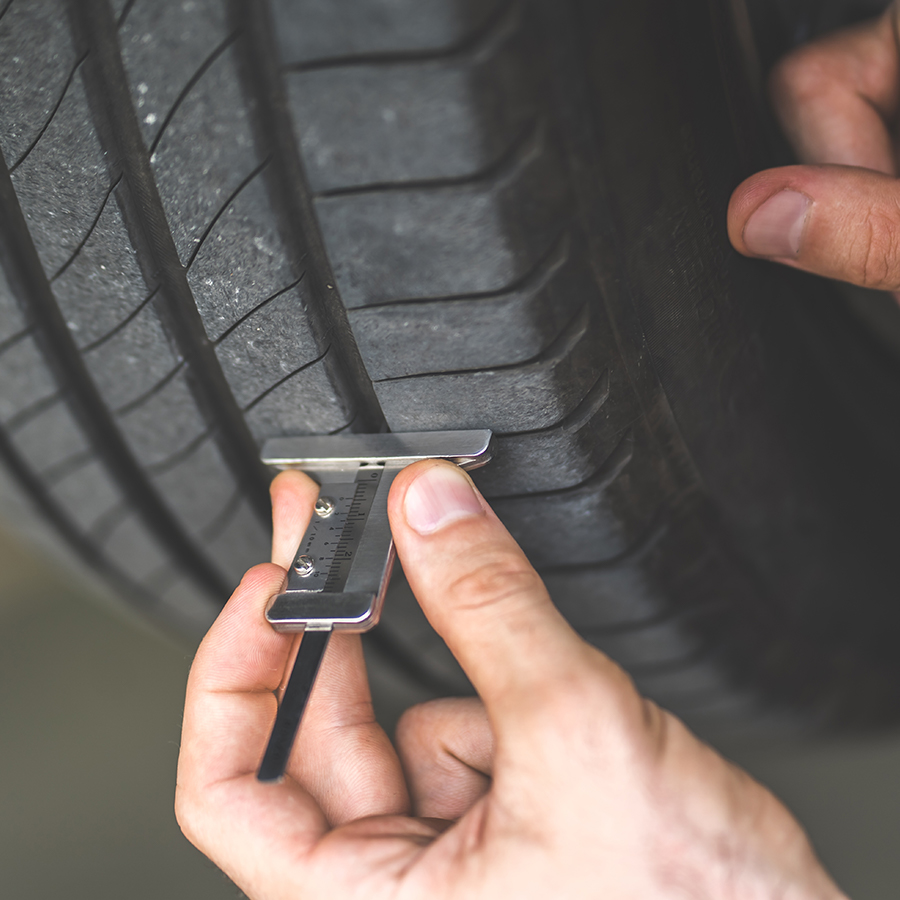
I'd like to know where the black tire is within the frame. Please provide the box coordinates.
[0,0,898,735]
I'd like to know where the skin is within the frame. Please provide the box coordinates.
[176,464,846,899]
[173,11,896,896]
[728,4,900,291]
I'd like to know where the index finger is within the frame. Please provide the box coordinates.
[768,10,899,172]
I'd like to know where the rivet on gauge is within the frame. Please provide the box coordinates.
[314,497,335,517]
[293,555,315,577]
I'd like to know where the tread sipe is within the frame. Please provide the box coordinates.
[0,0,898,734]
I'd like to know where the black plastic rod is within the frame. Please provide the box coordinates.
[258,630,331,783]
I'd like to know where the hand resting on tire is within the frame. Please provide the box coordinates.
[175,462,846,900]
[728,3,900,293]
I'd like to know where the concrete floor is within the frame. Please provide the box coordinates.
[0,531,898,899]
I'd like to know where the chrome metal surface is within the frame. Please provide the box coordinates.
[258,430,493,784]
[314,496,336,517]
[261,429,493,472]
[264,430,493,634]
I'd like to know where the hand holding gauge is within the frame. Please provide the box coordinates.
[176,453,845,900]
[256,430,494,782]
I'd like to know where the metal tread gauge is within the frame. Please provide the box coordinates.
[256,430,493,782]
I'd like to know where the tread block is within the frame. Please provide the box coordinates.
[10,402,90,475]
[150,438,238,536]
[0,264,26,343]
[102,510,171,581]
[313,144,568,308]
[545,561,668,632]
[492,437,660,567]
[148,44,260,264]
[0,337,58,424]
[215,286,321,409]
[187,174,298,341]
[286,33,532,193]
[115,368,207,467]
[271,0,501,66]
[0,0,75,166]
[243,353,353,439]
[586,615,708,670]
[473,368,634,495]
[11,73,110,276]
[380,572,472,693]
[372,306,601,433]
[202,495,271,588]
[633,660,735,701]
[119,0,230,151]
[49,458,123,533]
[52,187,149,349]
[156,574,221,635]
[81,300,178,411]
[349,238,584,379]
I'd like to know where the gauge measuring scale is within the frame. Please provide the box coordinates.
[287,465,384,604]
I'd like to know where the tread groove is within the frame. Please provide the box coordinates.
[0,324,35,358]
[492,429,634,502]
[146,428,212,476]
[116,0,137,28]
[357,230,569,311]
[313,119,541,200]
[498,366,609,439]
[0,419,161,613]
[281,0,519,73]
[5,392,61,434]
[199,487,243,542]
[114,361,185,416]
[148,29,240,156]
[539,513,669,575]
[88,499,129,544]
[81,285,159,353]
[241,346,330,412]
[51,174,122,281]
[41,447,93,485]
[581,597,723,639]
[69,0,273,525]
[374,300,588,383]
[230,0,387,435]
[0,142,232,598]
[10,52,89,174]
[185,157,270,268]
[213,274,303,345]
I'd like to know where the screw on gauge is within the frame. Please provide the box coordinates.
[314,496,336,517]
[293,555,316,577]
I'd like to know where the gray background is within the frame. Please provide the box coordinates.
[1,526,898,899]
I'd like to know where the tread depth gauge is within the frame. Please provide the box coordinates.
[256,430,493,782]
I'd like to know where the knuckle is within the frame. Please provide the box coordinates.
[395,702,431,746]
[566,661,650,741]
[444,548,544,618]
[173,787,200,843]
[850,210,900,288]
[768,46,826,103]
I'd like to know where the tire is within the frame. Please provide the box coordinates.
[0,0,898,735]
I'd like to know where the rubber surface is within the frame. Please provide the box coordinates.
[0,0,898,733]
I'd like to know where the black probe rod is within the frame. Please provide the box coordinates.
[257,629,331,783]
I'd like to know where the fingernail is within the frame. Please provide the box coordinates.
[743,190,811,258]
[404,464,484,535]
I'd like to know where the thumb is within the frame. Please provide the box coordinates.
[728,163,900,290]
[387,460,620,732]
